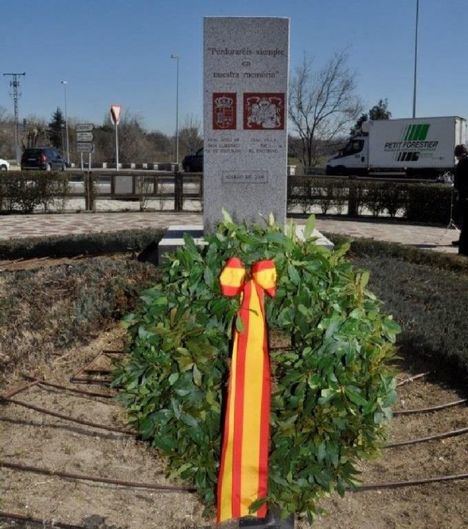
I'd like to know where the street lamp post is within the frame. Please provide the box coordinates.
[60,80,70,165]
[412,0,419,118]
[170,54,180,167]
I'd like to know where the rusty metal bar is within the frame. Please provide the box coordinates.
[1,396,135,435]
[385,426,468,448]
[69,350,106,383]
[69,377,112,386]
[396,372,431,387]
[69,349,124,384]
[0,510,86,529]
[1,380,40,399]
[355,472,468,492]
[22,375,115,399]
[82,368,113,374]
[394,398,467,416]
[0,460,195,493]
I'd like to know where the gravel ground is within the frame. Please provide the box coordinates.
[0,326,466,529]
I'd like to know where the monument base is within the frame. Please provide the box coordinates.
[157,224,334,264]
[157,225,206,264]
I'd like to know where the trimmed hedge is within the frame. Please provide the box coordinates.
[352,255,468,376]
[0,228,164,260]
[0,172,70,213]
[288,177,453,225]
[0,256,160,382]
[325,233,468,375]
[326,233,468,274]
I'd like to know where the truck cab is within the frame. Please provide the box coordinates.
[326,136,368,175]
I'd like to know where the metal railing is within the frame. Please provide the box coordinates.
[66,170,203,211]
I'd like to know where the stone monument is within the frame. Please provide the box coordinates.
[203,17,290,231]
[158,17,332,261]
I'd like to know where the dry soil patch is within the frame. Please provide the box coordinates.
[0,329,467,529]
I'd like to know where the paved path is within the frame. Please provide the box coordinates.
[0,212,460,254]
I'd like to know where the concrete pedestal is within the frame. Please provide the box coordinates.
[157,224,334,264]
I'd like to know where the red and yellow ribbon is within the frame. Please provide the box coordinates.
[217,257,277,522]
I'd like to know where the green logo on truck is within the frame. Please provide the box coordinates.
[383,123,439,162]
[402,123,430,141]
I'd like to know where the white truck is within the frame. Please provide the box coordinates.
[326,116,467,178]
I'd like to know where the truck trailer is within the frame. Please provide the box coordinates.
[326,116,467,178]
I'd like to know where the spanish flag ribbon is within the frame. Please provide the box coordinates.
[217,257,277,522]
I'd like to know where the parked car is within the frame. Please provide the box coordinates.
[182,148,203,172]
[21,148,67,171]
[0,158,9,171]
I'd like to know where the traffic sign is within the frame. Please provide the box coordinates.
[77,142,94,153]
[76,123,94,132]
[110,105,121,125]
[77,132,93,142]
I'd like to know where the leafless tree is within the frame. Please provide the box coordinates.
[178,114,203,157]
[289,52,362,172]
[21,115,49,149]
[0,106,15,158]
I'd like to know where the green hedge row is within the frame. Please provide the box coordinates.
[288,177,453,225]
[0,256,160,382]
[0,228,164,260]
[0,172,71,213]
[352,254,468,376]
[1,226,466,377]
[326,233,468,375]
[326,233,468,274]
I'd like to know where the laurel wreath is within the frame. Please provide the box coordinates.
[114,214,399,520]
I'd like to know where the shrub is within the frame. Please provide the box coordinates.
[325,233,468,375]
[114,216,399,520]
[0,172,70,213]
[405,183,451,224]
[0,256,160,381]
[326,234,468,275]
[352,255,468,376]
[287,177,452,225]
[0,228,164,260]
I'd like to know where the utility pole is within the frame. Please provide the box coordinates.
[170,54,180,167]
[60,80,70,165]
[412,0,419,118]
[3,72,26,162]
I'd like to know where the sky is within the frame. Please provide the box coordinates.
[1,0,466,135]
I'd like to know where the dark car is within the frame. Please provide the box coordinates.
[21,148,67,171]
[182,147,203,172]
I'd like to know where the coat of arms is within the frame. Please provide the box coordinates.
[212,93,237,130]
[243,93,285,130]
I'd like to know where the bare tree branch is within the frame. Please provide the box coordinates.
[289,51,362,171]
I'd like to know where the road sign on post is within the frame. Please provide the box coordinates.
[76,123,95,159]
[110,104,121,169]
[76,142,94,153]
[76,123,94,133]
[110,105,121,125]
[76,131,93,142]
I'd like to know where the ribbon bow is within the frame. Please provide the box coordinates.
[217,257,277,522]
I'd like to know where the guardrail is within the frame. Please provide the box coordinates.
[0,171,454,225]
[0,170,203,214]
[67,170,203,212]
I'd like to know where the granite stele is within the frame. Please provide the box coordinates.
[203,17,290,231]
[157,17,332,261]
